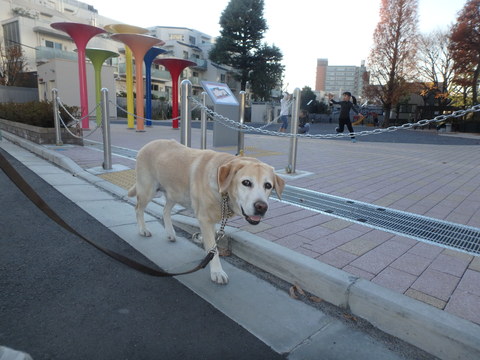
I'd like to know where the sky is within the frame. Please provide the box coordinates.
[90,0,467,92]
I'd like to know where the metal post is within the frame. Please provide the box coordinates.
[200,92,207,149]
[180,79,192,147]
[237,91,246,156]
[101,88,112,170]
[287,88,301,174]
[52,88,63,146]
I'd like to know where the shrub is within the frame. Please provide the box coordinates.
[0,101,79,128]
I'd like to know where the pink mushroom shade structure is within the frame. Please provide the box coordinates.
[50,22,106,129]
[110,33,164,131]
[154,58,196,129]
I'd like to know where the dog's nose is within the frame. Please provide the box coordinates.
[254,201,268,215]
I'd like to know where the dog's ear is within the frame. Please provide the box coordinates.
[274,174,285,199]
[218,161,239,194]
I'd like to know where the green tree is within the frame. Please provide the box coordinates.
[209,0,284,99]
[249,44,284,101]
[300,86,316,110]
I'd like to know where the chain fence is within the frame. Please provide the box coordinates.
[110,100,200,124]
[190,97,480,139]
[56,97,101,139]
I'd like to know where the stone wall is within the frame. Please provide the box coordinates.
[0,118,83,145]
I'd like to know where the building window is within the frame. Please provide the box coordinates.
[45,40,62,49]
[192,71,198,77]
[189,36,196,45]
[183,51,188,59]
[2,21,20,47]
[220,74,226,83]
[151,84,159,91]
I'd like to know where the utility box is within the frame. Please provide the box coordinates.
[201,81,239,147]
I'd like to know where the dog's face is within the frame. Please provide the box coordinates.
[218,158,285,225]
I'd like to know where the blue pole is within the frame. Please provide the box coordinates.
[143,47,166,126]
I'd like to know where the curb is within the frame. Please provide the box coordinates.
[3,132,480,360]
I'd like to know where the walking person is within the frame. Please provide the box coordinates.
[278,92,291,133]
[329,92,360,142]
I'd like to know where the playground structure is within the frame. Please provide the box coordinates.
[51,21,200,131]
[50,22,106,129]
[103,24,149,129]
[85,48,119,125]
[110,33,164,131]
[154,58,197,129]
[144,47,167,126]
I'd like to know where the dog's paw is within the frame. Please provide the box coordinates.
[167,235,176,242]
[139,229,152,237]
[210,270,229,285]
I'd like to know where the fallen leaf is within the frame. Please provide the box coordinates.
[343,313,358,322]
[309,296,323,303]
[294,283,306,296]
[289,286,299,299]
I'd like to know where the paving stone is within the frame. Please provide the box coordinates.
[309,228,365,254]
[342,265,375,280]
[405,289,446,309]
[429,253,470,277]
[407,242,444,259]
[411,269,461,301]
[374,239,414,257]
[442,248,474,262]
[349,249,397,275]
[318,248,357,268]
[372,267,416,293]
[390,253,432,276]
[456,269,480,297]
[273,233,310,249]
[321,218,352,231]
[444,289,480,325]
[469,256,480,272]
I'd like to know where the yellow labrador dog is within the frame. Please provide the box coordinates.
[128,139,285,284]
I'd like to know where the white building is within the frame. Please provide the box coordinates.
[315,58,367,99]
[0,0,241,110]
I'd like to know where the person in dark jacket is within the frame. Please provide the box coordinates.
[298,109,310,134]
[329,91,359,142]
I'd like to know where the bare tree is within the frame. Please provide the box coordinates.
[0,43,28,86]
[417,29,455,104]
[449,0,480,105]
[364,0,419,125]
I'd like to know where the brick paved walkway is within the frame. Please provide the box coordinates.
[47,120,480,326]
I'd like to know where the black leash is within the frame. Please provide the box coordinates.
[0,149,214,277]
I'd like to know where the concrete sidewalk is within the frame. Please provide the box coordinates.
[2,121,480,359]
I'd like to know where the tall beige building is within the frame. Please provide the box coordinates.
[315,58,367,97]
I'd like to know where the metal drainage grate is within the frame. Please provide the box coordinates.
[274,185,480,256]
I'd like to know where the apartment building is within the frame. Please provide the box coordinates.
[315,58,367,98]
[0,0,240,107]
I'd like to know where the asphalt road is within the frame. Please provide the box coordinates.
[0,149,284,360]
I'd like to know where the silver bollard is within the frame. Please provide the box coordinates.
[201,92,207,149]
[180,79,192,147]
[101,88,112,170]
[237,91,246,156]
[287,88,301,174]
[52,88,63,146]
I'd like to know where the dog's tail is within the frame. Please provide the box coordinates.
[127,184,136,197]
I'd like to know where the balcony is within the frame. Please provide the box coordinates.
[35,46,77,64]
[189,57,207,70]
[117,63,171,81]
